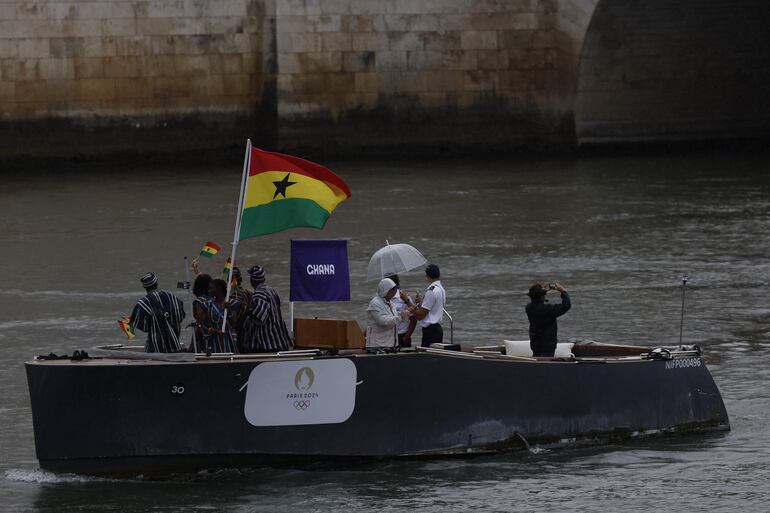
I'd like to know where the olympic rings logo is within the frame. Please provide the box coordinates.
[294,400,310,410]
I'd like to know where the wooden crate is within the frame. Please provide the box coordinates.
[293,318,365,349]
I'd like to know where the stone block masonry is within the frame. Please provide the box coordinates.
[275,0,578,154]
[0,0,277,158]
[0,0,768,159]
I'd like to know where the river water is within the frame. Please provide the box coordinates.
[1,151,769,512]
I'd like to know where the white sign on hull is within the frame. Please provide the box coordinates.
[243,359,358,427]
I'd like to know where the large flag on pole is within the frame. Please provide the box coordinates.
[239,148,351,240]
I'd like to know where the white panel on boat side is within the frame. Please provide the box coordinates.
[243,359,358,427]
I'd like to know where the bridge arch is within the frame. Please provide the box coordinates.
[573,0,770,144]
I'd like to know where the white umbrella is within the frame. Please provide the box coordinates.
[366,241,428,281]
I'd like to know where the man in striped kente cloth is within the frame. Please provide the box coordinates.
[239,265,293,353]
[130,272,186,353]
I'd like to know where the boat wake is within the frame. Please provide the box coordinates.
[4,468,108,484]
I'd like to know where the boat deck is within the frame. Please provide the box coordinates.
[28,341,703,366]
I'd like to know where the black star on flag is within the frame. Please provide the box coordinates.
[272,173,297,199]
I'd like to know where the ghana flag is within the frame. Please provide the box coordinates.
[117,316,135,340]
[200,241,221,258]
[239,148,351,239]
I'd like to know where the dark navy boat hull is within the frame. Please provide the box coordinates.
[25,352,729,475]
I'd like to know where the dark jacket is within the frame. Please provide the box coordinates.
[525,292,571,355]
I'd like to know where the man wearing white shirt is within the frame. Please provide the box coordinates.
[412,264,445,347]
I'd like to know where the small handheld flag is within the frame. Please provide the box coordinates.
[117,316,135,340]
[200,241,221,258]
[223,257,232,275]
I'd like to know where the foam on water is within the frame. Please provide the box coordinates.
[4,469,106,484]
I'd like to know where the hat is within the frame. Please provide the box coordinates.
[232,266,241,279]
[527,283,546,298]
[140,272,158,289]
[378,278,397,298]
[248,265,266,283]
[425,264,440,279]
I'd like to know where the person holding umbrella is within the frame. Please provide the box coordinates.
[389,274,416,347]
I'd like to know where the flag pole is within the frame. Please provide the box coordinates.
[289,301,294,337]
[183,256,193,303]
[220,139,252,336]
[183,255,198,353]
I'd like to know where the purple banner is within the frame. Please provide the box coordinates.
[290,240,350,302]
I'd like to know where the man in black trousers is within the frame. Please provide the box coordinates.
[526,282,571,357]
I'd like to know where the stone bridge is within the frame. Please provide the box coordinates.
[0,0,768,157]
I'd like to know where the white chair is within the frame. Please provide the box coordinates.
[503,340,575,358]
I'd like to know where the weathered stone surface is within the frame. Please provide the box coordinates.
[15,80,47,103]
[326,71,355,93]
[103,56,140,78]
[373,50,407,71]
[39,58,77,80]
[0,0,767,158]
[350,32,388,51]
[73,57,105,79]
[320,32,352,51]
[342,51,375,72]
[353,71,377,92]
[102,19,137,37]
[1,59,41,81]
[115,77,153,99]
[277,32,322,53]
[76,78,117,100]
[406,50,443,71]
[15,39,50,59]
[0,0,270,154]
[460,31,498,50]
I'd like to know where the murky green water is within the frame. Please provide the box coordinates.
[1,152,768,512]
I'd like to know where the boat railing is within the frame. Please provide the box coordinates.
[470,343,705,363]
[193,349,323,360]
[443,308,453,344]
[417,346,482,359]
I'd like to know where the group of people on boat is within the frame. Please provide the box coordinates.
[129,261,570,358]
[365,274,571,357]
[129,264,293,354]
[364,266,571,357]
[365,264,446,348]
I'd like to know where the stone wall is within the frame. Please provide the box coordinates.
[0,0,275,157]
[275,0,575,154]
[0,0,768,158]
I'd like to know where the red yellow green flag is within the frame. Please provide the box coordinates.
[239,148,351,239]
[117,316,135,340]
[223,257,232,275]
[200,241,221,258]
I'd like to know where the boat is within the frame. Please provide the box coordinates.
[25,322,730,476]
